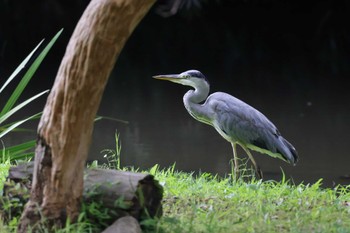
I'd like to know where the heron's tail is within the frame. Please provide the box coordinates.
[276,137,298,165]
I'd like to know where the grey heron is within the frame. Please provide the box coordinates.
[153,70,298,179]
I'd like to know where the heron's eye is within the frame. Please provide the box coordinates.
[183,75,191,79]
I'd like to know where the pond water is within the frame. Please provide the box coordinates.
[2,64,350,188]
[93,68,350,187]
[2,5,350,188]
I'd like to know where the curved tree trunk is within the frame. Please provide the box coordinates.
[18,0,155,231]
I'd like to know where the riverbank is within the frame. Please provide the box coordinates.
[1,161,349,232]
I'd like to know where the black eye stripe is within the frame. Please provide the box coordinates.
[186,71,209,83]
[187,71,201,77]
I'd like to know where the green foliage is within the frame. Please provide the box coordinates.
[0,140,36,162]
[1,160,350,232]
[100,131,122,170]
[1,131,350,232]
[0,159,10,194]
[0,29,63,162]
[152,168,350,233]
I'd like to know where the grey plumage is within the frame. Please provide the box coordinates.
[153,69,298,178]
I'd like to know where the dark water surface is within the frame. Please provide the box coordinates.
[1,1,350,187]
[96,69,350,188]
[1,65,350,188]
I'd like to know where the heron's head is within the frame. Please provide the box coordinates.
[153,70,209,87]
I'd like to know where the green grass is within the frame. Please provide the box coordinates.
[151,167,350,233]
[0,160,10,193]
[1,162,350,232]
[0,133,349,232]
[2,161,350,233]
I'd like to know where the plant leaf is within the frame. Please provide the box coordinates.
[94,115,129,124]
[0,40,44,94]
[0,140,36,162]
[0,28,63,117]
[0,112,42,138]
[0,90,48,127]
[149,164,159,175]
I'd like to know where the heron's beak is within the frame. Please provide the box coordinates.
[152,74,181,82]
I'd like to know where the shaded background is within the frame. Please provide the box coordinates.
[1,0,350,187]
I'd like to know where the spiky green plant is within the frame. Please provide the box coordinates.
[100,130,122,170]
[0,29,63,162]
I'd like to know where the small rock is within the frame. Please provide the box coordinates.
[101,216,142,233]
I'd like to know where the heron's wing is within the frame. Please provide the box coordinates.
[208,93,276,141]
[207,92,290,161]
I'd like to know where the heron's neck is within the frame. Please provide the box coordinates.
[183,81,211,124]
[184,80,209,104]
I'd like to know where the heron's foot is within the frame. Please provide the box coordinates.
[255,166,263,179]
[234,166,240,181]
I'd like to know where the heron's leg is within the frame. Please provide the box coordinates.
[241,146,263,179]
[231,142,239,179]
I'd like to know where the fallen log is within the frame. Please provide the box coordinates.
[2,162,163,229]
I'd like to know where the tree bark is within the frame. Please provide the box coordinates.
[18,0,156,231]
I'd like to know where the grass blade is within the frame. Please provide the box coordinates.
[0,90,48,126]
[0,112,42,138]
[0,40,44,94]
[94,115,129,124]
[0,140,36,162]
[0,29,63,117]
